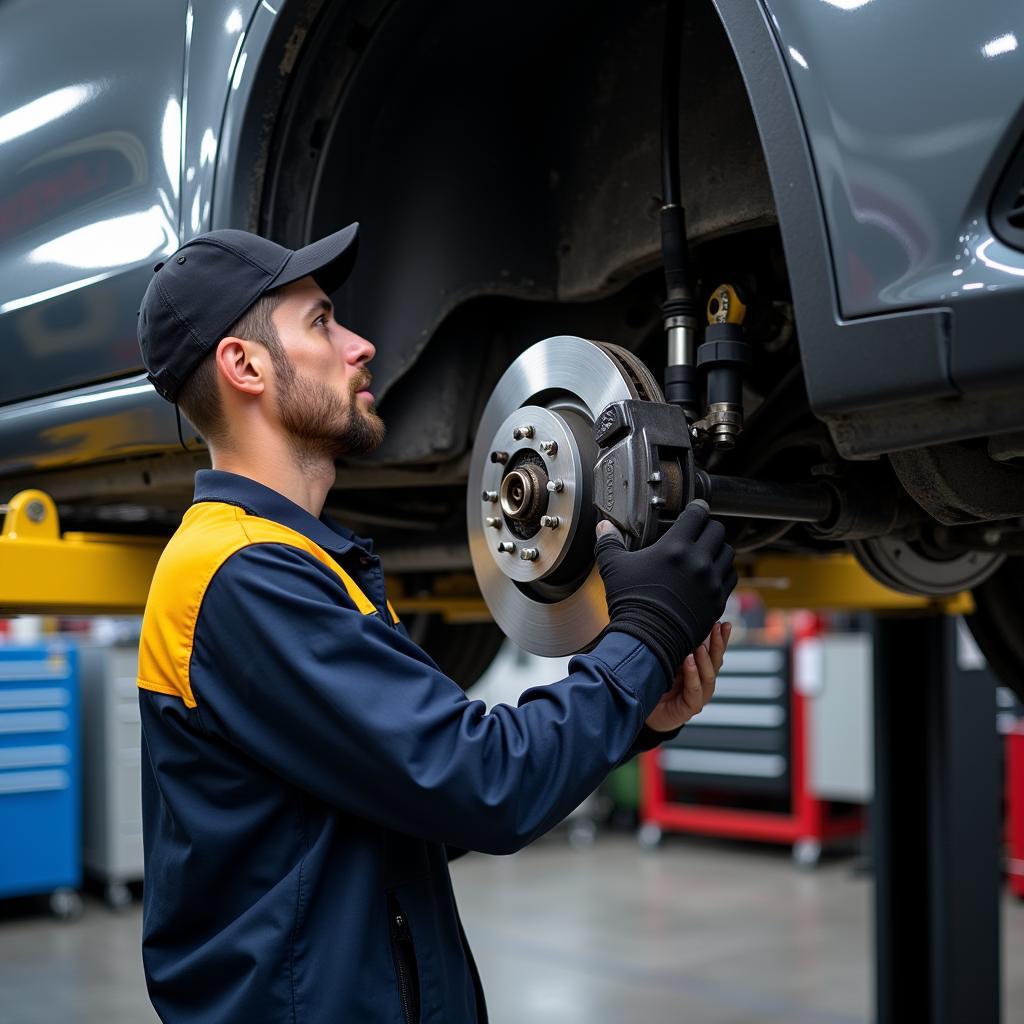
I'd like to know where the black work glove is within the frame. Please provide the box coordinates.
[595,500,737,684]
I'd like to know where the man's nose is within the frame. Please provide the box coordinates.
[341,327,376,365]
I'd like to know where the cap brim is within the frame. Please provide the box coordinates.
[269,222,360,295]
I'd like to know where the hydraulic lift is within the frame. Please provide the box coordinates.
[0,487,1005,1022]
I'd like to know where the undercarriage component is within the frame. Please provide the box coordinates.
[849,535,1004,597]
[889,441,1024,525]
[693,319,751,450]
[696,471,832,523]
[930,520,1024,555]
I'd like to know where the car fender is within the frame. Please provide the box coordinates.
[716,0,1024,455]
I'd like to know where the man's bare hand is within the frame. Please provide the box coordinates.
[644,621,731,734]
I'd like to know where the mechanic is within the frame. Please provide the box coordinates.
[134,224,736,1023]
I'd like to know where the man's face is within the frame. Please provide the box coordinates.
[269,276,385,459]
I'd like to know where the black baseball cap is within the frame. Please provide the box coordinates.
[138,224,359,403]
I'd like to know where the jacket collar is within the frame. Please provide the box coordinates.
[192,470,373,556]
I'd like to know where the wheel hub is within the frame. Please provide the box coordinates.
[468,336,670,656]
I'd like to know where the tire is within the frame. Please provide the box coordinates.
[403,616,506,692]
[967,558,1024,702]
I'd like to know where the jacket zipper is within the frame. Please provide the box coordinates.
[388,894,420,1024]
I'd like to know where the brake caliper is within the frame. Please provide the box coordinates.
[592,398,695,550]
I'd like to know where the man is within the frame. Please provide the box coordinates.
[135,224,736,1023]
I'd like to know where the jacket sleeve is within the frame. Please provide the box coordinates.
[189,543,670,855]
[618,723,682,765]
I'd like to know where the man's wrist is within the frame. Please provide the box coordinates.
[602,621,676,687]
[629,722,683,760]
[643,722,683,738]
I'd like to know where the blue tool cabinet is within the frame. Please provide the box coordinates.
[0,644,82,915]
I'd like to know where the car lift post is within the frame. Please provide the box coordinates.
[872,615,1002,1024]
[0,489,1007,1020]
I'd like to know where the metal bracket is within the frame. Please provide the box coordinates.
[0,490,163,615]
[744,554,973,615]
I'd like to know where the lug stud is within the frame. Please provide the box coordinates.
[520,547,539,561]
[497,541,516,554]
[512,425,535,440]
[540,515,561,529]
[482,490,498,502]
[490,450,509,464]
[546,478,565,493]
[650,496,666,507]
[648,471,662,484]
[486,516,502,528]
[539,440,558,456]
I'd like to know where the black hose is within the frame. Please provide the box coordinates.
[661,0,683,210]
[659,1,694,307]
[660,1,701,416]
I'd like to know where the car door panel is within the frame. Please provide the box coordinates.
[0,0,187,406]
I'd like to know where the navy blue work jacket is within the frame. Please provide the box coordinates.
[137,470,675,1023]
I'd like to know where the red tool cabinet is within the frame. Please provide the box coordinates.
[1007,723,1024,900]
[639,620,863,865]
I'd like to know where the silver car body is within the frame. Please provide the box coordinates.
[2,0,1023,473]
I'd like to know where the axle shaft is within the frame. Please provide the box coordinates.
[696,470,835,524]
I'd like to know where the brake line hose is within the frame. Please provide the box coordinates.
[660,0,701,419]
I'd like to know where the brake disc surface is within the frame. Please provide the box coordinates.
[467,336,662,656]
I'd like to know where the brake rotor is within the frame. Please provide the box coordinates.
[467,336,664,656]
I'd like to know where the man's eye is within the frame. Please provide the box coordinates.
[314,314,328,327]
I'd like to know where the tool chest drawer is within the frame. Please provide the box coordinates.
[659,644,791,798]
[0,644,81,900]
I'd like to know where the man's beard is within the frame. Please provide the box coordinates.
[276,361,385,464]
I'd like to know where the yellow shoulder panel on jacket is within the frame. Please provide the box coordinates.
[233,514,377,616]
[138,502,382,708]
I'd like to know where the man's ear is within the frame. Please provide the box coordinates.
[216,336,266,397]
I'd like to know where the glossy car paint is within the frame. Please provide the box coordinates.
[182,1,266,239]
[210,0,282,233]
[762,0,1024,399]
[0,0,186,406]
[764,0,1024,315]
[0,376,190,475]
[0,0,262,471]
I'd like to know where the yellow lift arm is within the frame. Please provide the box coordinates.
[0,489,972,619]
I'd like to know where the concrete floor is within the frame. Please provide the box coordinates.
[0,833,1021,1023]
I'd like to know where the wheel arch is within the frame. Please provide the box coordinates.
[213,1,999,461]
[213,0,777,405]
